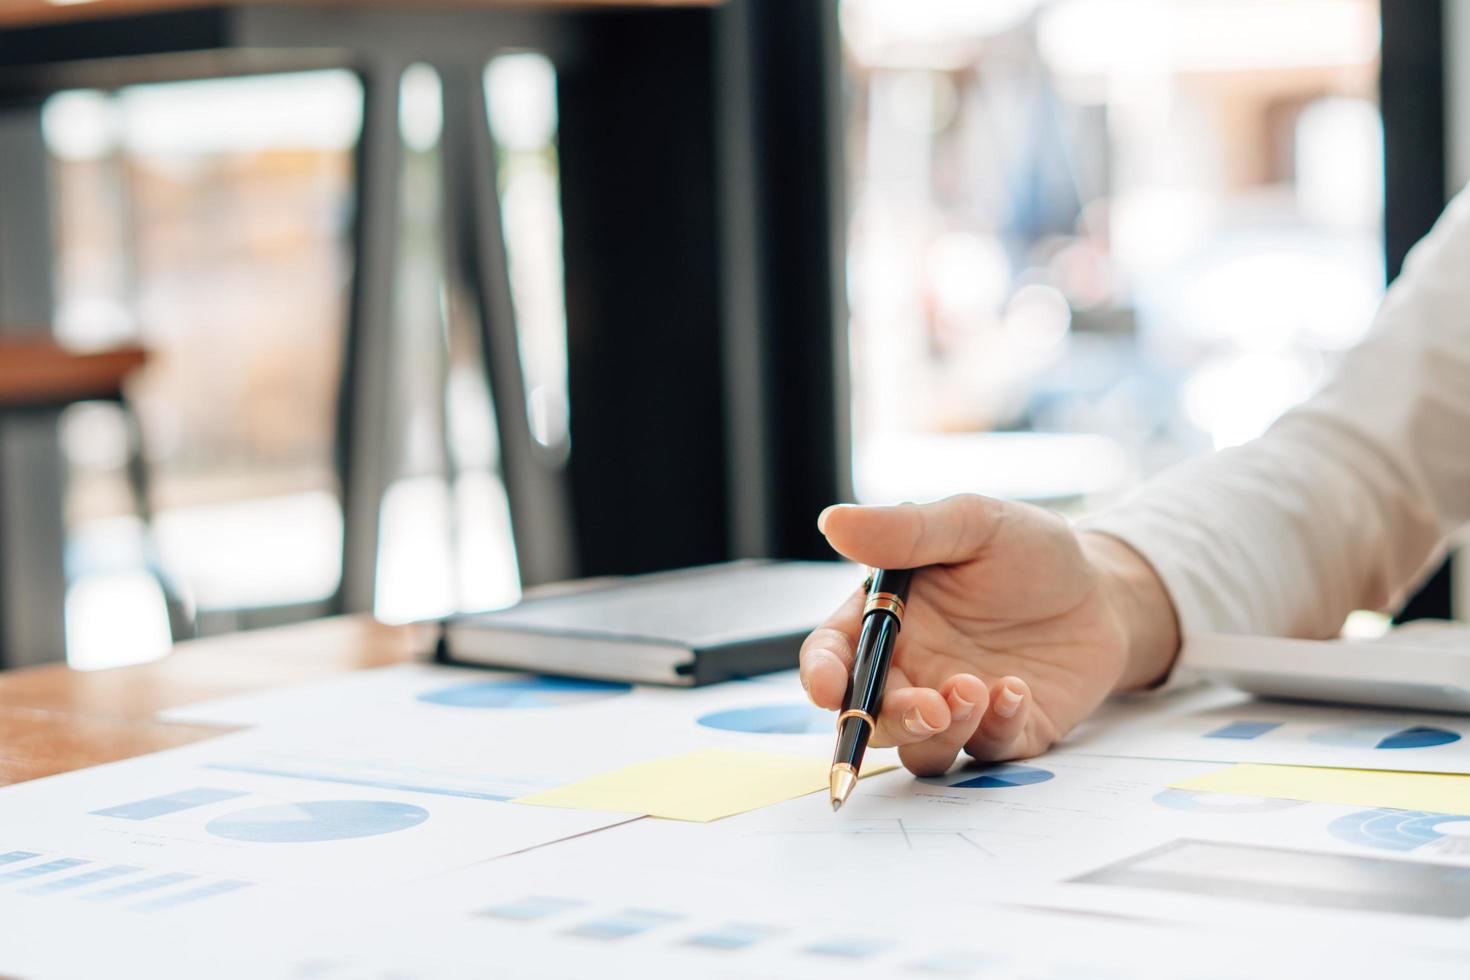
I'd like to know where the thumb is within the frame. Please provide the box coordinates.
[816,495,1006,569]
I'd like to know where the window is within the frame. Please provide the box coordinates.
[841,0,1383,512]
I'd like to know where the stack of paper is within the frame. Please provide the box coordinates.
[6,651,1470,978]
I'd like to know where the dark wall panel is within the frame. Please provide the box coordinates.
[557,9,731,576]
[1381,0,1453,621]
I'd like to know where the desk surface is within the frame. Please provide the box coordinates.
[0,0,716,29]
[0,615,432,787]
[6,614,1467,975]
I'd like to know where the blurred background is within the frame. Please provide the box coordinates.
[46,58,552,663]
[1,0,1464,671]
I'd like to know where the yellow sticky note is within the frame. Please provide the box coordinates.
[514,749,897,822]
[1172,764,1470,815]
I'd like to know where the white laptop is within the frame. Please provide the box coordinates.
[1186,622,1470,714]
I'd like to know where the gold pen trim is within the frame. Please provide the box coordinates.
[829,762,858,811]
[863,592,905,621]
[836,708,876,731]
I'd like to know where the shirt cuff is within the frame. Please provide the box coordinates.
[1078,510,1211,693]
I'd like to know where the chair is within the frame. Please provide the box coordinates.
[0,335,193,662]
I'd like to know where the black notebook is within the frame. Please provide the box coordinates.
[438,560,860,686]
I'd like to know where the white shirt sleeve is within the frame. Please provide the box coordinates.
[1085,185,1470,645]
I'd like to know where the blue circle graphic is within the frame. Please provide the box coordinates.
[418,676,631,709]
[206,800,429,843]
[697,703,832,735]
[1153,789,1302,814]
[924,763,1054,790]
[1375,726,1461,749]
[1329,808,1470,852]
[1308,724,1461,750]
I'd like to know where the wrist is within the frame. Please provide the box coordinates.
[1080,531,1181,691]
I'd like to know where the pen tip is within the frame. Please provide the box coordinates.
[828,767,857,812]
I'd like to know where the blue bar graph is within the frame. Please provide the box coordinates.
[804,936,892,960]
[85,872,197,902]
[138,880,253,911]
[565,908,682,941]
[909,950,1000,976]
[1204,720,1283,740]
[91,787,248,821]
[682,922,782,951]
[0,851,41,866]
[481,895,588,921]
[25,865,142,896]
[0,858,88,883]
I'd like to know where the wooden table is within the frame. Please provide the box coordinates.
[0,615,434,787]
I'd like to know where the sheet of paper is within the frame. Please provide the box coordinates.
[181,666,900,804]
[30,657,1470,977]
[246,794,1470,980]
[334,874,1461,980]
[0,733,632,897]
[13,862,1453,980]
[156,662,517,727]
[513,748,896,821]
[1065,684,1470,774]
[7,742,1470,978]
[1173,763,1470,816]
[161,662,832,728]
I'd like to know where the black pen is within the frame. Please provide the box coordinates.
[829,567,914,810]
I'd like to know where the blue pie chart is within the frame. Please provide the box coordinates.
[1307,724,1461,750]
[697,703,832,735]
[925,763,1054,790]
[1329,808,1470,852]
[417,676,631,709]
[206,800,429,843]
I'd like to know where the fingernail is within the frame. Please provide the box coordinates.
[994,687,1023,719]
[948,693,975,724]
[817,506,837,534]
[903,707,939,736]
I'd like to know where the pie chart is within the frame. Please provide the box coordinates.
[1329,808,1470,852]
[1307,724,1461,750]
[697,703,832,735]
[1153,789,1302,814]
[925,763,1054,789]
[417,676,631,709]
[206,800,429,843]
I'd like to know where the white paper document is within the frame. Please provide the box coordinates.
[7,736,1470,977]
[0,733,633,900]
[1066,684,1470,773]
[157,662,542,727]
[17,657,1470,977]
[185,800,1468,980]
[168,665,897,803]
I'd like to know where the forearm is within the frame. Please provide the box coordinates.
[1081,531,1180,691]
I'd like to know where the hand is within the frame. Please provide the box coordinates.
[799,495,1179,775]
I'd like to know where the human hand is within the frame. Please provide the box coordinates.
[799,495,1179,775]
